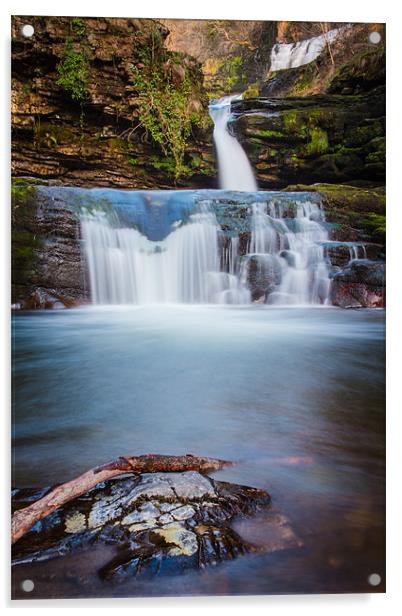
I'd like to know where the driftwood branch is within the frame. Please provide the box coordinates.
[11,454,232,545]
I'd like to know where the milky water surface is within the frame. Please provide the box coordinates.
[12,306,385,596]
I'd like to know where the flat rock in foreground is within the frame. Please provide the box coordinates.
[12,471,300,581]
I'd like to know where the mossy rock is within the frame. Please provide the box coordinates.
[328,45,385,95]
[11,180,41,301]
[282,182,385,243]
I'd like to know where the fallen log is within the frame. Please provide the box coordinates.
[11,454,231,545]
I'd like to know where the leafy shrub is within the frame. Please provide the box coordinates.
[56,39,89,103]
[71,18,86,37]
[131,37,206,180]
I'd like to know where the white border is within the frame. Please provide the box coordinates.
[2,0,401,614]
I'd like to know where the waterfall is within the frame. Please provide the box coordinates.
[209,95,257,192]
[270,26,348,71]
[242,199,331,305]
[81,205,233,304]
[78,91,333,307]
[78,94,332,307]
[80,191,332,307]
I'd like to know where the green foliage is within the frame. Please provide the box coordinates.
[131,39,206,180]
[71,18,86,37]
[219,56,244,90]
[56,39,89,103]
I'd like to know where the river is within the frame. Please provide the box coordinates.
[12,305,385,596]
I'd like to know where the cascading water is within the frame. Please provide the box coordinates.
[81,204,228,304]
[80,191,332,306]
[235,199,331,305]
[269,26,349,71]
[209,95,257,192]
[78,95,335,306]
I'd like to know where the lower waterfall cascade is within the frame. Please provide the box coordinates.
[80,191,333,306]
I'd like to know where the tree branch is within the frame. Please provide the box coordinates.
[12,454,232,544]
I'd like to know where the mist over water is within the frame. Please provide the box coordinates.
[12,306,385,594]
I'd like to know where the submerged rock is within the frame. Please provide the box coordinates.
[12,471,299,581]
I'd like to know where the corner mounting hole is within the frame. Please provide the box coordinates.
[369,32,381,44]
[21,579,35,592]
[21,24,34,38]
[368,573,381,586]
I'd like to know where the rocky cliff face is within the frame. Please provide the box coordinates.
[231,88,385,189]
[12,182,87,306]
[12,17,385,192]
[12,16,215,189]
[262,23,385,97]
[160,19,277,98]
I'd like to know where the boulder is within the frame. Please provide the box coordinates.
[12,471,300,582]
[330,259,385,308]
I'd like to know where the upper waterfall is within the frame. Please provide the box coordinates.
[209,95,257,192]
[270,26,348,71]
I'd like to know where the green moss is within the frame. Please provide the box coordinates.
[11,180,41,298]
[329,44,385,93]
[364,213,386,237]
[149,155,186,176]
[243,84,260,99]
[365,137,385,164]
[282,110,299,130]
[306,128,329,155]
[254,129,286,139]
[282,182,385,243]
[188,153,214,175]
[344,121,384,147]
[33,123,77,149]
[107,138,129,154]
[287,63,319,96]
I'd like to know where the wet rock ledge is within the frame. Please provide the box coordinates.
[12,470,298,582]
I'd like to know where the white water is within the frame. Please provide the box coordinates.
[209,95,257,192]
[81,205,234,304]
[81,195,331,306]
[81,94,332,306]
[243,200,331,305]
[270,27,346,71]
